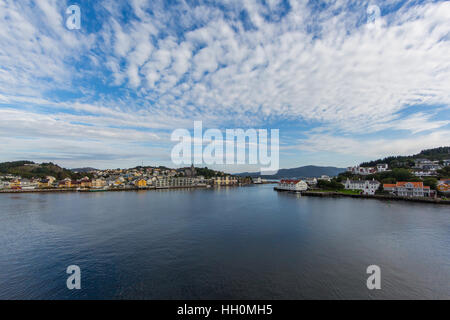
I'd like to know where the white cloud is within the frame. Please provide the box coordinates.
[294,129,450,162]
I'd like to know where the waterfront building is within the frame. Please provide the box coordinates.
[154,177,202,188]
[135,179,147,188]
[437,183,450,194]
[114,177,125,186]
[277,179,308,192]
[344,178,380,195]
[71,180,81,188]
[253,177,262,184]
[58,178,72,188]
[92,178,106,188]
[214,176,238,186]
[383,182,431,197]
[46,176,56,184]
[155,177,170,188]
[304,177,318,186]
[437,180,450,194]
[58,180,69,188]
[173,177,195,187]
[80,177,92,188]
[38,179,51,188]
[20,179,38,190]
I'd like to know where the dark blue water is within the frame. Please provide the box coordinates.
[0,185,449,299]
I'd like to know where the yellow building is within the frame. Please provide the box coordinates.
[10,179,21,189]
[46,176,56,184]
[80,178,92,188]
[92,179,106,188]
[62,178,72,188]
[38,179,51,188]
[437,183,449,193]
[58,178,72,188]
[135,179,147,188]
[214,176,238,186]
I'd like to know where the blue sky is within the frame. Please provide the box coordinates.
[0,0,449,172]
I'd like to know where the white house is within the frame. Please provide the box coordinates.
[383,182,431,197]
[277,179,308,192]
[347,166,377,175]
[344,179,380,195]
[304,177,318,186]
[376,163,389,172]
[317,175,331,182]
[253,177,262,184]
[414,159,441,170]
[413,170,437,177]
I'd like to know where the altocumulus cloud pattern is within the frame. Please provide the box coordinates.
[0,0,449,171]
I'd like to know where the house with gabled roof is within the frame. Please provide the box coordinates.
[383,182,431,197]
[344,178,380,195]
[277,179,308,192]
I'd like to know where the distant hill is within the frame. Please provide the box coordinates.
[359,146,450,168]
[237,165,346,178]
[0,161,73,179]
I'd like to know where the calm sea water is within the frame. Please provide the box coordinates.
[0,184,449,299]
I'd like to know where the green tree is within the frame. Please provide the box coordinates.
[317,179,344,190]
[423,177,438,190]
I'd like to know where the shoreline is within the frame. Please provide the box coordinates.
[0,184,254,194]
[274,188,450,205]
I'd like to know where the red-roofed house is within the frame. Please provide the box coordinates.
[383,182,431,197]
[277,179,308,192]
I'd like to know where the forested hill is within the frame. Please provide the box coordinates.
[0,161,75,179]
[360,147,450,168]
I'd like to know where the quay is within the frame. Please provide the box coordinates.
[274,188,450,205]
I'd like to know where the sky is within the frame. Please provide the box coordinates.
[0,0,449,173]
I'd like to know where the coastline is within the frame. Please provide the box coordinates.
[274,188,450,205]
[0,184,254,194]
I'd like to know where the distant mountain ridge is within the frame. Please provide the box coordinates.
[237,165,346,178]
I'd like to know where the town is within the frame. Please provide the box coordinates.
[0,163,257,193]
[1,148,449,202]
[274,147,450,202]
